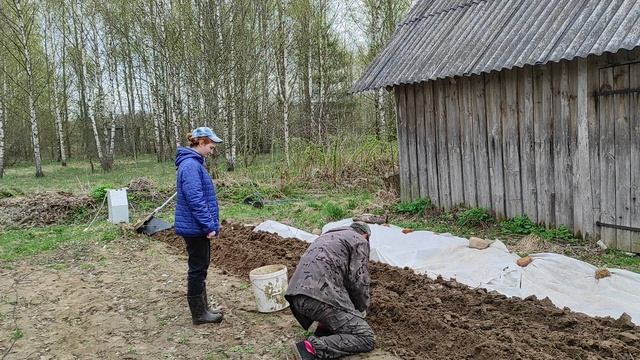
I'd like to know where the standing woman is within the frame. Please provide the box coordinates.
[175,127,224,325]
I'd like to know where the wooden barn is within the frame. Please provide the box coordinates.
[353,0,640,252]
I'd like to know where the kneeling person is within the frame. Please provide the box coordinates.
[285,221,375,359]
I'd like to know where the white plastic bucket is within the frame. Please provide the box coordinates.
[248,264,290,313]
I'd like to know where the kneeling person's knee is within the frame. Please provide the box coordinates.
[362,330,375,352]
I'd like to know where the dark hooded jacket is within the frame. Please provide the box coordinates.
[285,226,370,316]
[174,147,219,237]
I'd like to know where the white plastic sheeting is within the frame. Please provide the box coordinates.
[255,218,640,324]
[254,220,318,243]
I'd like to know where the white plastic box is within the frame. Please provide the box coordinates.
[107,188,129,224]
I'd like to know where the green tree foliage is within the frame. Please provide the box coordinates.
[0,0,413,176]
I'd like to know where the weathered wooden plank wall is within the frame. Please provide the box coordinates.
[393,48,640,252]
[395,87,410,202]
[631,62,640,253]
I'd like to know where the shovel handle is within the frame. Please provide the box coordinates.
[153,192,177,214]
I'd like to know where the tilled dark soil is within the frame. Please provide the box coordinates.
[154,223,640,360]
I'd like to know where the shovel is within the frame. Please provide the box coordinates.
[134,192,177,235]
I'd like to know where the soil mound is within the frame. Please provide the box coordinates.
[0,191,95,228]
[153,225,640,359]
[127,177,157,192]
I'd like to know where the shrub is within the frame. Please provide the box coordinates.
[90,184,115,202]
[501,216,576,242]
[0,187,23,199]
[393,198,432,216]
[323,202,347,221]
[500,215,536,235]
[537,224,573,241]
[457,208,493,227]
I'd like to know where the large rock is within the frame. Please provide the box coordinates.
[468,237,492,250]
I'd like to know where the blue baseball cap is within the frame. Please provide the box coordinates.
[192,127,222,143]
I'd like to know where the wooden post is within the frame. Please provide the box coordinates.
[613,63,631,251]
[599,66,617,247]
[446,78,464,206]
[406,86,420,200]
[415,84,429,199]
[534,65,554,227]
[485,72,506,218]
[502,70,522,218]
[424,82,440,205]
[630,62,640,252]
[518,66,538,223]
[396,86,410,202]
[553,61,573,230]
[473,75,492,210]
[434,80,452,209]
[459,76,477,207]
[576,58,594,237]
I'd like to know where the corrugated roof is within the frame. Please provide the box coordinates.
[353,0,640,92]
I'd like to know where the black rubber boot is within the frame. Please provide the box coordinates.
[202,285,223,315]
[187,294,223,325]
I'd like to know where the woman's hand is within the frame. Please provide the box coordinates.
[207,231,217,239]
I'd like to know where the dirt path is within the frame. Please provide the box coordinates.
[154,223,640,360]
[0,233,398,359]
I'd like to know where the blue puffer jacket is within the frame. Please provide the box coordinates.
[174,147,219,237]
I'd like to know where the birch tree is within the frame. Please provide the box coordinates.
[43,6,67,166]
[0,58,5,178]
[0,0,44,177]
[274,0,295,166]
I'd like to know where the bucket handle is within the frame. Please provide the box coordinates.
[253,283,285,296]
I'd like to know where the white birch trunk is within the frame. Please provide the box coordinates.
[107,37,119,164]
[377,88,386,138]
[275,4,291,167]
[317,23,325,143]
[53,77,67,166]
[225,77,236,169]
[170,66,181,149]
[88,18,104,166]
[283,85,290,166]
[216,0,235,169]
[44,10,67,166]
[150,46,163,161]
[0,60,5,178]
[17,1,43,177]
[278,49,291,166]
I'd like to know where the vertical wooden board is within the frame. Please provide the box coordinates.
[533,65,554,227]
[501,70,523,218]
[568,61,582,234]
[613,64,631,251]
[576,59,594,238]
[599,67,616,247]
[472,75,492,210]
[406,86,420,200]
[588,56,602,239]
[486,72,506,218]
[395,86,410,202]
[434,79,452,209]
[424,82,440,205]
[630,62,640,253]
[517,66,538,223]
[459,77,477,207]
[415,84,429,199]
[553,61,573,230]
[446,78,465,206]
